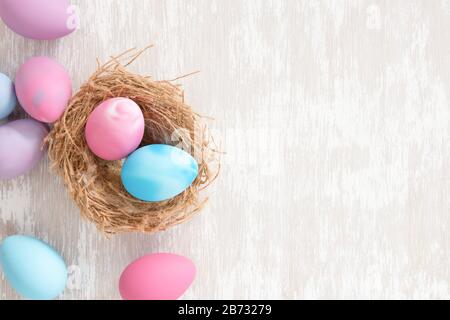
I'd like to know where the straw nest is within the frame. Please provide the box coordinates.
[46,47,219,234]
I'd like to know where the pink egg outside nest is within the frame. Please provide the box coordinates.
[15,56,72,123]
[0,0,76,40]
[85,98,145,161]
[119,253,196,300]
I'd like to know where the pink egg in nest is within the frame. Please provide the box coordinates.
[85,98,145,161]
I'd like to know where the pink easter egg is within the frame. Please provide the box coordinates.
[85,98,145,161]
[0,0,76,40]
[119,253,196,300]
[15,56,72,123]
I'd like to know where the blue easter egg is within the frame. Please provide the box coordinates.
[0,235,68,300]
[0,73,17,119]
[121,144,199,202]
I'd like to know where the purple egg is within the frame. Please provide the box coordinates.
[0,119,48,180]
[0,0,76,40]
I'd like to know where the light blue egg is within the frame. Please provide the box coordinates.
[0,73,17,119]
[0,235,67,300]
[121,144,199,202]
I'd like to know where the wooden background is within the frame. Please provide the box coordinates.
[1,0,450,300]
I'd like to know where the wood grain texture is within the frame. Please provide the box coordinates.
[1,0,450,300]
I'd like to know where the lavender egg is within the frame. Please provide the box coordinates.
[0,119,48,180]
[0,0,77,40]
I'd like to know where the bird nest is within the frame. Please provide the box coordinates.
[46,47,219,234]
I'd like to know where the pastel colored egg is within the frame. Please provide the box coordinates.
[119,253,196,300]
[85,98,145,161]
[15,56,72,123]
[121,144,199,202]
[0,119,48,180]
[0,0,76,40]
[0,73,16,119]
[0,235,67,300]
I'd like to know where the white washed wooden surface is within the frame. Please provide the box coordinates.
[1,0,450,300]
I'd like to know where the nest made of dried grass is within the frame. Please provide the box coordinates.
[46,47,219,234]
